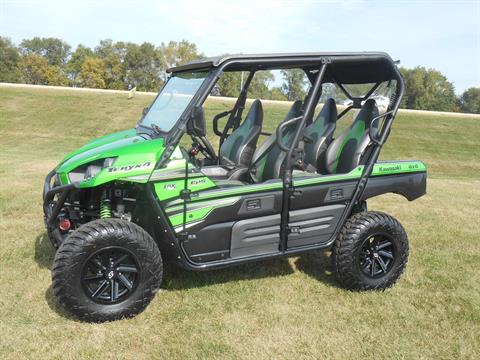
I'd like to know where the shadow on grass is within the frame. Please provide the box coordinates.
[294,250,339,288]
[44,285,78,321]
[34,232,55,270]
[162,257,294,291]
[35,231,336,318]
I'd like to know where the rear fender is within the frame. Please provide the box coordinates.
[362,172,427,201]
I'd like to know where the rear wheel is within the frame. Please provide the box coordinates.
[52,218,163,322]
[333,211,409,290]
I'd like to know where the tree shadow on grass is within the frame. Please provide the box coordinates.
[162,257,295,291]
[34,232,55,270]
[294,250,340,288]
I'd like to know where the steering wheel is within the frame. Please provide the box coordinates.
[198,136,217,161]
[192,135,217,161]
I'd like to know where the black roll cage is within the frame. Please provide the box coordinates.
[144,53,405,270]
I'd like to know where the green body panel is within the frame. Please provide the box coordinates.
[372,161,426,175]
[61,128,137,163]
[166,197,241,230]
[168,207,213,228]
[153,176,217,202]
[160,160,425,230]
[55,128,166,187]
[165,160,426,206]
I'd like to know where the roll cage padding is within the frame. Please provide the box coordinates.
[219,99,263,167]
[303,98,337,173]
[325,98,379,174]
[250,100,303,183]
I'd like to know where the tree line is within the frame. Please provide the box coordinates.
[0,37,478,113]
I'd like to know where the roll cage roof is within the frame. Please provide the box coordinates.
[167,52,400,84]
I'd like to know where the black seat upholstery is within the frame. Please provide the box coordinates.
[219,99,263,167]
[303,98,337,173]
[324,99,379,174]
[250,100,303,182]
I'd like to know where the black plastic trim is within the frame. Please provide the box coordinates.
[362,172,427,201]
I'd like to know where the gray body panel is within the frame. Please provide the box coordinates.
[230,214,280,258]
[288,204,345,247]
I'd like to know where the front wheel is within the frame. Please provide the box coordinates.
[333,211,409,291]
[52,219,163,322]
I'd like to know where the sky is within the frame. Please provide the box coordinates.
[1,0,479,93]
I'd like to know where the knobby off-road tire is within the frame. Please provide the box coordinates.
[52,219,163,322]
[333,211,409,291]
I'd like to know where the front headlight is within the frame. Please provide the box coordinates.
[68,157,117,182]
[84,164,103,179]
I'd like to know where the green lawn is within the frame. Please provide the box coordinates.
[0,87,479,359]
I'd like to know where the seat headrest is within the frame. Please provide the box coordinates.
[314,98,337,126]
[243,99,263,128]
[282,100,303,123]
[355,98,379,128]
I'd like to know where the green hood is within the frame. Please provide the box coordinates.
[56,128,166,188]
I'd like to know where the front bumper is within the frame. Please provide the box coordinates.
[43,169,78,247]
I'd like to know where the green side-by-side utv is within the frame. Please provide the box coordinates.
[43,52,427,322]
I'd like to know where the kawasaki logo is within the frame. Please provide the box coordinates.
[108,162,151,173]
[378,165,401,172]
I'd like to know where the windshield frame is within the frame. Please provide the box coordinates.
[136,69,213,137]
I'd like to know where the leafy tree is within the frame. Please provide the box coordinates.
[217,71,242,97]
[124,42,162,91]
[20,37,71,66]
[218,70,276,99]
[269,87,288,101]
[459,87,480,114]
[78,57,106,88]
[400,67,457,112]
[67,44,94,85]
[248,71,274,99]
[45,65,69,86]
[159,40,200,81]
[281,69,307,101]
[94,40,127,89]
[19,53,68,86]
[0,37,21,82]
[19,53,49,84]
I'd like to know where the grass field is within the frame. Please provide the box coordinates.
[0,86,479,359]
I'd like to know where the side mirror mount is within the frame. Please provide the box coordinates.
[187,106,206,137]
[142,106,149,116]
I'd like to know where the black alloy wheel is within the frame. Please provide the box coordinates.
[359,234,395,279]
[82,247,140,304]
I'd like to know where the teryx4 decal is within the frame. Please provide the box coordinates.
[108,162,152,173]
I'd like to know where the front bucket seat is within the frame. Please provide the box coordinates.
[324,98,379,174]
[219,99,263,168]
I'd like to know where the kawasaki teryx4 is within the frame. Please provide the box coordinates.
[43,53,427,322]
